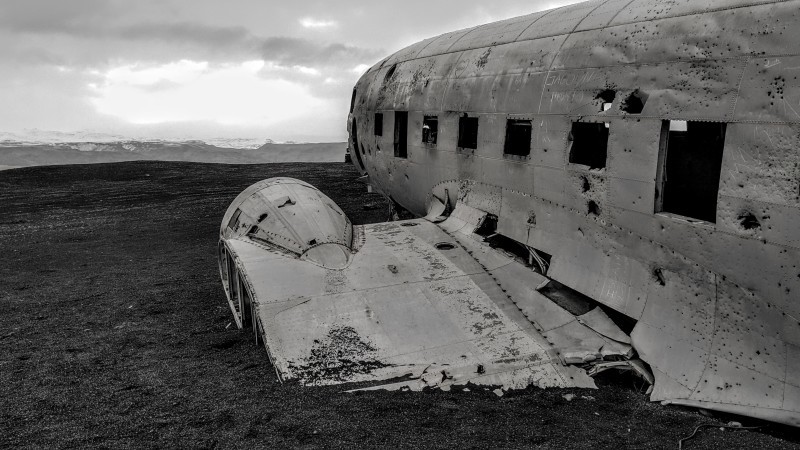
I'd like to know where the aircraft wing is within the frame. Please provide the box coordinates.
[218,178,636,392]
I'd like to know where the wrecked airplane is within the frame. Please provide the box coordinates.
[219,0,800,427]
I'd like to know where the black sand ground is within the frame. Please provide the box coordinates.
[1,161,798,449]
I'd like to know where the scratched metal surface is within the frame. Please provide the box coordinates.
[346,0,800,425]
[223,218,595,391]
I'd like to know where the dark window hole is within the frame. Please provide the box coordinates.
[504,119,532,156]
[374,113,383,136]
[657,120,726,223]
[435,242,456,250]
[394,111,408,158]
[458,115,479,150]
[569,122,608,169]
[423,115,438,145]
[401,222,419,227]
[257,213,269,222]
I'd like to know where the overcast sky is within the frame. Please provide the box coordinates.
[0,0,580,142]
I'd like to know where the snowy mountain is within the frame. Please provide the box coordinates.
[0,130,275,149]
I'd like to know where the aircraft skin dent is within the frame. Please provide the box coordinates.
[345,0,800,426]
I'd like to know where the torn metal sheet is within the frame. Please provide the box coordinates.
[587,360,655,386]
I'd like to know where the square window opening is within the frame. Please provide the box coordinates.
[504,119,532,157]
[568,122,609,169]
[374,113,383,136]
[394,111,408,158]
[656,120,726,223]
[458,116,479,149]
[422,116,438,145]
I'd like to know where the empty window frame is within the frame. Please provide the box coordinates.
[394,111,408,158]
[374,113,383,136]
[504,119,532,157]
[458,116,479,149]
[656,120,726,223]
[422,115,438,145]
[568,122,609,169]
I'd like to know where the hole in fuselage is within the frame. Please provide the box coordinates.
[569,122,608,169]
[596,89,616,112]
[587,200,600,216]
[580,176,591,193]
[738,211,761,230]
[621,89,648,114]
[435,242,455,250]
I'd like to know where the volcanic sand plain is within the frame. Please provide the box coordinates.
[1,161,799,449]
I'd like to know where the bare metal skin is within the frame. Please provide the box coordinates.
[220,0,800,427]
[346,0,800,426]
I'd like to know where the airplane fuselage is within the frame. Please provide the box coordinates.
[347,0,800,425]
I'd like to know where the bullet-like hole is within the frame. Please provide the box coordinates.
[738,211,761,230]
[653,268,666,286]
[587,200,600,216]
[580,175,591,193]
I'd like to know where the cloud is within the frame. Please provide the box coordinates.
[0,0,584,142]
[351,64,371,75]
[299,17,338,29]
[91,60,324,126]
[258,37,383,69]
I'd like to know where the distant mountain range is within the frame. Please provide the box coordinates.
[0,131,347,169]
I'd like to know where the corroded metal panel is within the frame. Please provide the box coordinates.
[337,0,800,426]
